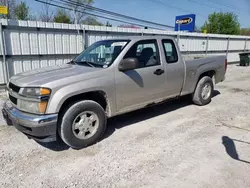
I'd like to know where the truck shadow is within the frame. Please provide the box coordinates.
[37,90,220,151]
[103,91,220,140]
[36,139,70,151]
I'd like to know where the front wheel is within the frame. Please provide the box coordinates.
[58,100,107,149]
[192,76,214,106]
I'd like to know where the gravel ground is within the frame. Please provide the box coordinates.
[1,65,250,188]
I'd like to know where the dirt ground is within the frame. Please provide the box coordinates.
[1,65,250,188]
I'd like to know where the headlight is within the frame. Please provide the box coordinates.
[20,87,51,96]
[19,100,48,114]
[17,87,51,114]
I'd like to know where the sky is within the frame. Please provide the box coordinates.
[25,0,250,29]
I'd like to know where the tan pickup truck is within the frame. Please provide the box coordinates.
[3,36,227,149]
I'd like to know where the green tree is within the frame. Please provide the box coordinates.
[54,9,71,23]
[14,1,30,20]
[82,16,103,26]
[240,28,250,36]
[201,12,240,35]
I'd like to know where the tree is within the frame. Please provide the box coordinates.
[39,0,54,22]
[70,0,94,24]
[0,0,16,19]
[14,1,30,20]
[240,28,250,36]
[54,9,71,23]
[82,16,103,26]
[201,12,240,35]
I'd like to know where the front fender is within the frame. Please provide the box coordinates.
[46,76,116,115]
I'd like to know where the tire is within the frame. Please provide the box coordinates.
[58,100,107,149]
[192,76,214,106]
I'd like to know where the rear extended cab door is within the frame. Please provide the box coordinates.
[159,38,185,97]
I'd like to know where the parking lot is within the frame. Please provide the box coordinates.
[0,64,250,188]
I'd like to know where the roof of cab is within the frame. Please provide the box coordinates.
[104,35,175,41]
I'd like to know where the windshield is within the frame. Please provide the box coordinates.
[73,40,130,68]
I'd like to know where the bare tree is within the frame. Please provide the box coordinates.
[0,0,16,19]
[70,0,94,24]
[39,0,54,22]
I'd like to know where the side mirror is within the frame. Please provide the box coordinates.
[118,58,138,71]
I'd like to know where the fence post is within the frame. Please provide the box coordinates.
[82,26,85,50]
[0,23,8,84]
[83,27,88,50]
[205,36,209,55]
[226,37,230,59]
[244,38,247,52]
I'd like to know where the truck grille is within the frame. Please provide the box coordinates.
[9,94,17,105]
[8,82,20,93]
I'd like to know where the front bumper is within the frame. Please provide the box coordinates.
[2,100,58,142]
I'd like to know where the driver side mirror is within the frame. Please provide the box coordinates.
[118,58,138,71]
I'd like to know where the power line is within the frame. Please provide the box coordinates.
[147,0,207,18]
[189,0,250,16]
[207,0,241,10]
[35,0,172,29]
[61,0,173,29]
[188,0,222,11]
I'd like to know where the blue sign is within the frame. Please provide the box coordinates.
[175,14,196,32]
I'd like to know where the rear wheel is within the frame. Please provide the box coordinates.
[192,76,214,106]
[58,100,107,149]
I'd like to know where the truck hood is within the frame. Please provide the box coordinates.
[10,64,104,87]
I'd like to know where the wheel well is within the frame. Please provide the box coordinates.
[58,91,109,117]
[198,70,215,80]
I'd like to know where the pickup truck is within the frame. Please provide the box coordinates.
[2,36,227,149]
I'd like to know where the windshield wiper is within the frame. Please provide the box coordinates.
[68,60,77,65]
[77,61,96,68]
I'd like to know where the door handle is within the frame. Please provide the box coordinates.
[154,69,164,75]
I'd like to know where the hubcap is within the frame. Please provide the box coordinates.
[72,111,99,139]
[201,83,212,100]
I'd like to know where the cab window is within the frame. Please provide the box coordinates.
[162,39,178,63]
[124,40,160,68]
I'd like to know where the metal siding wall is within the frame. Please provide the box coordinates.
[179,37,207,52]
[229,40,245,51]
[47,32,55,54]
[5,30,21,55]
[20,32,30,55]
[208,39,228,51]
[29,31,39,54]
[0,19,249,84]
[246,40,250,50]
[39,32,47,54]
[227,52,240,62]
[0,59,5,84]
[62,34,70,54]
[55,33,62,54]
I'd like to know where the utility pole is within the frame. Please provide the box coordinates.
[74,8,77,24]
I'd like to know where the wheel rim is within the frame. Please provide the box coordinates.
[201,83,212,100]
[72,111,99,140]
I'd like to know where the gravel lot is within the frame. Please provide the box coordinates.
[1,65,250,188]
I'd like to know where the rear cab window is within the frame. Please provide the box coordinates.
[162,39,178,63]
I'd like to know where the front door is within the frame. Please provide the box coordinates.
[115,39,166,113]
